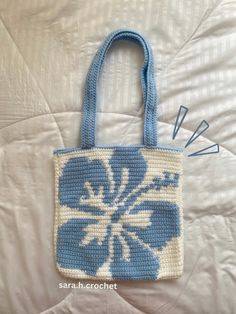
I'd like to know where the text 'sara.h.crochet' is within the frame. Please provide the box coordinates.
[54,30,183,280]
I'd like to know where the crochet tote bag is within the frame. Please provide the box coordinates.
[54,30,183,280]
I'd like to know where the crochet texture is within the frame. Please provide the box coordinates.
[54,29,183,280]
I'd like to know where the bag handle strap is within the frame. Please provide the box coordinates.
[80,29,158,148]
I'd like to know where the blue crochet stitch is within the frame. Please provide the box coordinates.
[54,29,183,280]
[57,149,180,279]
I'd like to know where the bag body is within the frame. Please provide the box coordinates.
[54,30,183,280]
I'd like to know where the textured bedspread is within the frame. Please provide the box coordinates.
[0,1,236,313]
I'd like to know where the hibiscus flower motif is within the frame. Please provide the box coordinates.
[57,148,180,279]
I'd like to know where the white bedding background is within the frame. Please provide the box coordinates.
[0,1,236,313]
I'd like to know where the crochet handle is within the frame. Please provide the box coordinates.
[80,29,158,148]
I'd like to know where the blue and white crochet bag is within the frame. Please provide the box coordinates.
[54,30,183,280]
